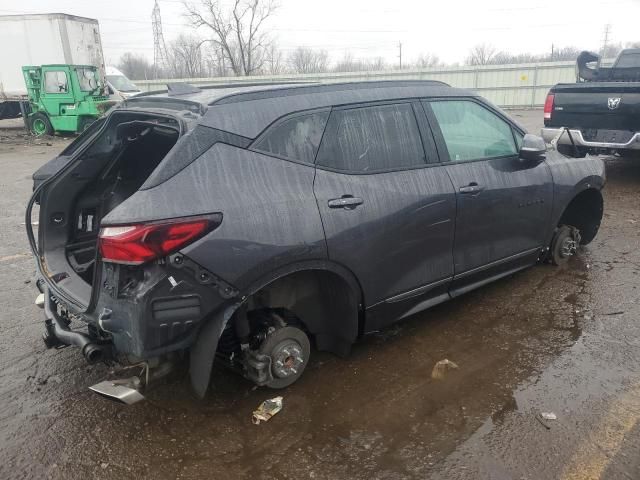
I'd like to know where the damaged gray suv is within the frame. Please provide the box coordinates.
[27,81,605,403]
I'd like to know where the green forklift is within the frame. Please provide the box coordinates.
[21,64,116,136]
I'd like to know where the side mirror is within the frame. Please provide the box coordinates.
[519,134,546,161]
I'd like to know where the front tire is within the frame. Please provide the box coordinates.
[30,112,53,136]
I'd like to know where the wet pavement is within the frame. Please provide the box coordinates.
[1,111,639,479]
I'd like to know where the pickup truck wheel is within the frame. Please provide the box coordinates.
[259,325,310,389]
[551,225,581,266]
[30,112,53,136]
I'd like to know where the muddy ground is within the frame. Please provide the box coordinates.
[1,111,639,479]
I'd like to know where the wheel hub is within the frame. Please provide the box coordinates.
[33,119,46,135]
[271,341,305,379]
[560,237,577,258]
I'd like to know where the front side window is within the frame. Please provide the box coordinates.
[317,103,426,172]
[77,68,99,92]
[254,111,329,163]
[429,100,517,162]
[44,71,68,93]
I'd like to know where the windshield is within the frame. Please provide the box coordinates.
[77,68,100,92]
[106,75,139,92]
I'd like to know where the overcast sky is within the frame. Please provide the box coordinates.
[1,0,639,66]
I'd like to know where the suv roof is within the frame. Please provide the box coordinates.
[126,80,476,139]
[133,80,451,105]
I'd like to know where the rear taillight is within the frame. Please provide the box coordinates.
[543,93,555,120]
[98,215,221,265]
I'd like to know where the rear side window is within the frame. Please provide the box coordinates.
[253,111,329,163]
[316,103,426,172]
[429,100,517,162]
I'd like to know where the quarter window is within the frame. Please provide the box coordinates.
[254,111,329,163]
[429,100,517,162]
[44,71,69,94]
[316,103,426,172]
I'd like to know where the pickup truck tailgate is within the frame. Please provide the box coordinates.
[549,82,640,131]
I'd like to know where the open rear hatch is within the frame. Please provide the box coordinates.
[27,111,182,311]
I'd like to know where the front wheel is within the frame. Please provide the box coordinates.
[30,112,53,136]
[550,225,581,266]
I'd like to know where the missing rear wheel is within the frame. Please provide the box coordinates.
[258,325,310,389]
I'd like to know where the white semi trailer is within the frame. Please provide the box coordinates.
[0,13,107,119]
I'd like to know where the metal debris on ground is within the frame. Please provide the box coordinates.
[536,412,557,430]
[431,359,459,379]
[252,396,283,425]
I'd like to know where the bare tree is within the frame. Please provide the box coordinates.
[167,34,206,78]
[332,52,359,72]
[202,44,229,76]
[414,53,441,68]
[601,42,622,59]
[368,56,387,71]
[117,53,152,80]
[184,0,278,76]
[332,53,391,73]
[492,51,537,65]
[288,47,329,74]
[548,46,581,61]
[466,44,498,66]
[264,44,287,74]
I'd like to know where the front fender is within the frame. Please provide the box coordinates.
[544,153,605,245]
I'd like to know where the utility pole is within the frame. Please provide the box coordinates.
[398,41,403,70]
[551,43,554,60]
[601,24,611,60]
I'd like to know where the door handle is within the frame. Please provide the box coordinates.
[459,183,484,194]
[328,195,363,209]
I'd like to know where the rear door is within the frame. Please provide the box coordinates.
[425,99,553,294]
[313,101,456,327]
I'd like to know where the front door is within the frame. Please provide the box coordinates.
[313,101,457,328]
[41,69,75,115]
[425,99,553,293]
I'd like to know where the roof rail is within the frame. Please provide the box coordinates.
[210,79,451,105]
